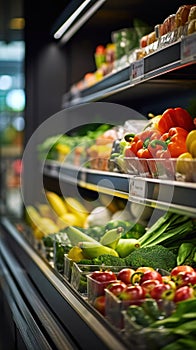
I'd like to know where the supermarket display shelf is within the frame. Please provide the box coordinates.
[43,160,196,217]
[0,217,127,350]
[62,36,196,107]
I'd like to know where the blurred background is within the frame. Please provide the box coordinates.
[0,0,25,216]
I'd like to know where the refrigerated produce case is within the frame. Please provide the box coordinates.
[0,1,196,349]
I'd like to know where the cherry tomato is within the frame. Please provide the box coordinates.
[93,295,106,315]
[117,268,135,284]
[140,270,163,285]
[140,279,160,295]
[174,285,196,302]
[106,281,127,296]
[150,283,173,300]
[136,266,155,273]
[174,270,196,288]
[170,265,194,277]
[90,271,117,282]
[119,285,146,301]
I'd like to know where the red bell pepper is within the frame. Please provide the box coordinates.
[149,127,189,158]
[125,129,161,158]
[157,107,194,133]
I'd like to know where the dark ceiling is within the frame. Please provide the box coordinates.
[1,0,195,44]
[0,0,24,42]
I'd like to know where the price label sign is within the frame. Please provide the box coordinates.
[181,33,196,63]
[129,178,146,200]
[130,59,144,82]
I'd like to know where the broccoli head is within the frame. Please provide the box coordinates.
[92,254,126,266]
[77,259,94,265]
[78,254,126,266]
[125,245,177,272]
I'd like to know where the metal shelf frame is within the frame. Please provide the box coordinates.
[43,161,196,217]
[0,217,127,350]
[62,37,196,107]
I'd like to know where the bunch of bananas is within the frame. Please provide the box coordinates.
[46,191,88,228]
[25,205,60,240]
[66,225,140,262]
[25,192,89,240]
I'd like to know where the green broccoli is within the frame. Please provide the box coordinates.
[77,259,94,265]
[92,254,126,266]
[78,254,126,266]
[125,245,177,272]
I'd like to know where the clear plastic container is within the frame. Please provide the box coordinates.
[124,157,151,177]
[63,254,73,281]
[71,263,101,295]
[87,274,117,305]
[122,310,176,349]
[105,289,145,329]
[147,158,196,182]
[73,264,127,296]
[147,158,176,180]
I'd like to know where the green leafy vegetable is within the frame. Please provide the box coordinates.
[139,213,194,248]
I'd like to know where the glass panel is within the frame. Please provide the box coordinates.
[0,41,25,218]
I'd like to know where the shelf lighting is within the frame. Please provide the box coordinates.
[53,0,106,44]
[9,18,25,30]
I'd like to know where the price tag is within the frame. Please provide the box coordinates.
[129,178,146,200]
[130,59,144,82]
[181,33,196,63]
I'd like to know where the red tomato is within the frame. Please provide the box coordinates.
[119,285,146,301]
[106,281,127,296]
[140,270,163,285]
[136,267,155,273]
[117,268,135,284]
[90,271,117,282]
[174,285,196,302]
[174,270,196,288]
[150,283,173,300]
[170,265,194,277]
[93,295,106,315]
[141,279,160,295]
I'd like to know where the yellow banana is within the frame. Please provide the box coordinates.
[46,191,68,217]
[33,217,59,240]
[64,197,88,216]
[25,205,42,229]
[79,241,119,259]
[57,213,82,228]
[79,242,119,259]
[36,203,57,221]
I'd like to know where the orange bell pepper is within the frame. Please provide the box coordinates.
[157,107,194,133]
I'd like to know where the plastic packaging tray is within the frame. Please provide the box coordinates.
[72,264,127,296]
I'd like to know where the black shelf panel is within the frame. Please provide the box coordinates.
[63,37,196,107]
[43,161,196,217]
